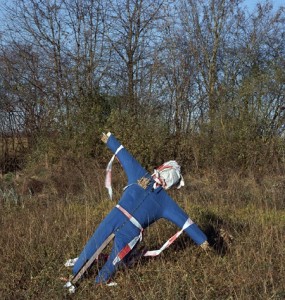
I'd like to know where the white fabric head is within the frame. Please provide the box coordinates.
[152,160,185,190]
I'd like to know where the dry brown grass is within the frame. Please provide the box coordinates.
[0,168,284,300]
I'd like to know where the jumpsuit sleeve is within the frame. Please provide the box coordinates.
[106,133,149,184]
[160,191,207,245]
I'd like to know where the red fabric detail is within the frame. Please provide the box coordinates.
[116,205,132,220]
[118,245,131,260]
[168,233,179,245]
[157,164,172,171]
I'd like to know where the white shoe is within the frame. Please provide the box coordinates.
[106,281,118,287]
[63,281,76,293]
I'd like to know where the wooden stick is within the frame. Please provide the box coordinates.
[71,233,115,284]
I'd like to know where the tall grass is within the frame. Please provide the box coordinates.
[0,170,284,300]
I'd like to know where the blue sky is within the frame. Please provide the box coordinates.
[0,0,284,27]
[0,0,284,12]
[243,0,284,12]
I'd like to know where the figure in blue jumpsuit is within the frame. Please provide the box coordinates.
[72,133,209,284]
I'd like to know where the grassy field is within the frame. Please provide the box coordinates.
[0,169,284,300]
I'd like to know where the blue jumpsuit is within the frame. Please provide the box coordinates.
[73,134,207,283]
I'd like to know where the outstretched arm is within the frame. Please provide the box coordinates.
[160,190,208,246]
[102,132,149,184]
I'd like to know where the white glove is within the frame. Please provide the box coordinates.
[64,257,78,267]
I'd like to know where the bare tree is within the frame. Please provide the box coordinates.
[105,0,165,114]
[62,0,108,96]
[179,0,243,123]
[1,0,111,140]
[237,1,285,137]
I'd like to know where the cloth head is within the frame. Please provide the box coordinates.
[152,160,185,190]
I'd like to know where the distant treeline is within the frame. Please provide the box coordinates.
[0,0,284,174]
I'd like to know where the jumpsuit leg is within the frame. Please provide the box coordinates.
[95,225,140,283]
[73,208,124,275]
[95,235,123,283]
